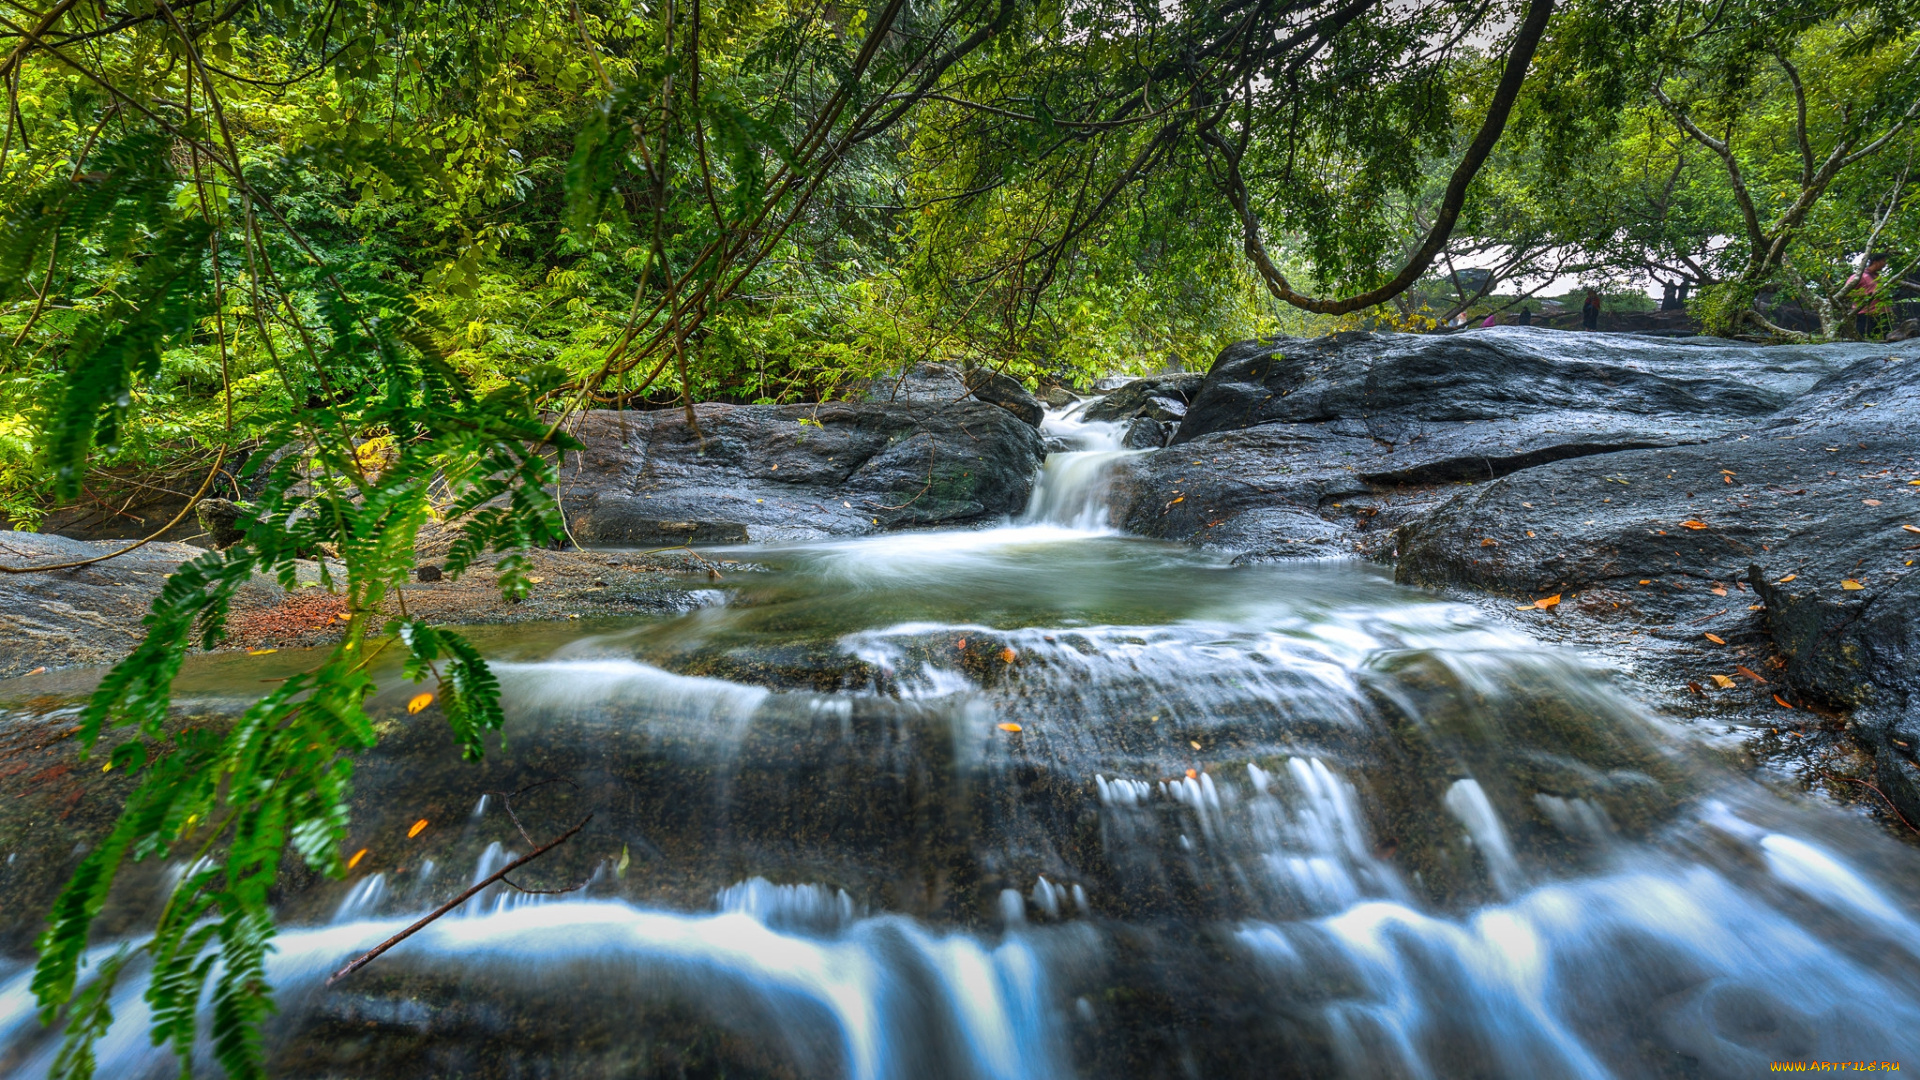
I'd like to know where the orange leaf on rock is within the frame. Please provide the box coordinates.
[1704,633,1725,644]
[1534,594,1561,609]
[1863,500,1882,506]
[407,692,434,714]
[1735,665,1767,684]
[1680,520,1709,530]
[408,819,429,838]
[1841,579,1865,590]
[997,722,1022,732]
[1903,525,1920,534]
[956,638,968,650]
[999,647,1017,663]
[348,848,368,870]
[1687,681,1705,695]
[1775,574,1796,584]
[1773,694,1794,709]
[1481,537,1498,547]
[1711,586,1728,596]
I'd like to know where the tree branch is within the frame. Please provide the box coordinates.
[1208,0,1556,316]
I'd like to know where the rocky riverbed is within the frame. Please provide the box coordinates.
[4,331,1918,831]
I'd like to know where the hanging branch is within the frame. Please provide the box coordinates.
[1203,0,1557,316]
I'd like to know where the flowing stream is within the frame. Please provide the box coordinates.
[3,404,1919,1078]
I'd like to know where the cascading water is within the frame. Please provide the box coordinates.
[1019,402,1141,529]
[3,383,1919,1078]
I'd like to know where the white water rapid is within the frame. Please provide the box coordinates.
[2,383,1918,1078]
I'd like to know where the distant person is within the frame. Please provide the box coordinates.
[1481,312,1498,328]
[1844,252,1890,339]
[1517,306,1533,326]
[1581,289,1602,331]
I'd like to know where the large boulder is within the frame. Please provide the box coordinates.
[1102,329,1897,559]
[962,367,1046,427]
[1175,329,1861,445]
[1393,349,1920,819]
[560,400,1048,545]
[858,361,1045,428]
[0,533,280,678]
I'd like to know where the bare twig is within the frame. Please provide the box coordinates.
[1824,772,1920,836]
[326,813,591,985]
[0,447,226,574]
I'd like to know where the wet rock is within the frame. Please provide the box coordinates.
[1175,329,1851,445]
[0,532,278,677]
[1122,417,1169,450]
[962,367,1046,427]
[1041,386,1081,408]
[1142,394,1187,423]
[196,497,248,549]
[1081,373,1206,423]
[560,400,1047,544]
[1393,350,1920,819]
[415,563,443,583]
[1105,330,1903,562]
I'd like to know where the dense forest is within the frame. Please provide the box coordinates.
[1,0,1915,1075]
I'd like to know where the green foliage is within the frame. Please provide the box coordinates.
[13,113,577,1079]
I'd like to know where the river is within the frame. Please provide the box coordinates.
[1,405,1917,1077]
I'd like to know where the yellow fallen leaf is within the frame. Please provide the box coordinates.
[1189,740,1202,750]
[1639,579,1651,585]
[997,722,1022,732]
[999,647,1017,663]
[336,612,353,622]
[1841,579,1864,590]
[102,762,113,772]
[1709,674,1736,689]
[1534,594,1562,609]
[615,844,630,878]
[1903,525,1920,534]
[1704,633,1725,644]
[1710,586,1727,596]
[348,848,368,870]
[1680,520,1709,530]
[527,576,545,584]
[1775,574,1796,584]
[248,648,277,655]
[408,819,429,838]
[407,692,434,714]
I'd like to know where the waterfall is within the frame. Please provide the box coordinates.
[1019,401,1143,529]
